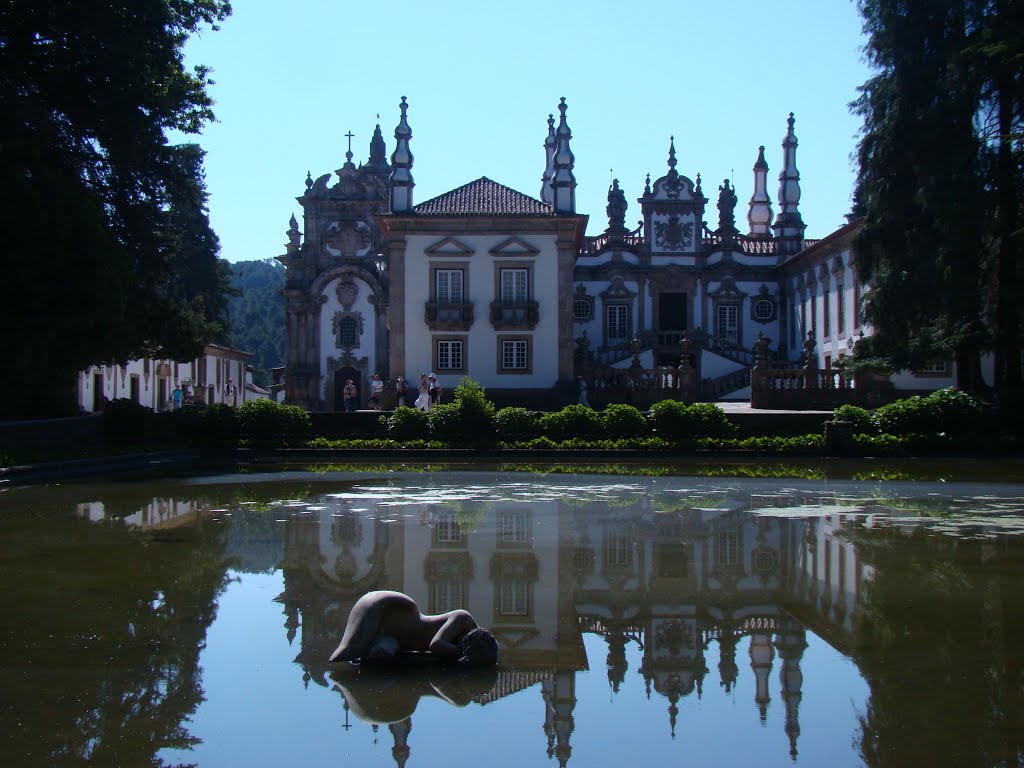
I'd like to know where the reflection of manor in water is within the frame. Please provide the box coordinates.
[275,483,869,765]
[77,497,206,530]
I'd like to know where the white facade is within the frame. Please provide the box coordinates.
[397,232,565,392]
[279,98,969,410]
[77,343,268,413]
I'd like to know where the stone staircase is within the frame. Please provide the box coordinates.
[701,368,751,399]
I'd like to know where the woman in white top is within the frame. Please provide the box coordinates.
[368,373,384,412]
[414,373,430,412]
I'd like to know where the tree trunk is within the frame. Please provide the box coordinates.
[994,68,1021,393]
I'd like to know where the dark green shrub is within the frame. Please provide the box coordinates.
[685,403,737,437]
[194,403,239,446]
[386,406,430,441]
[874,388,985,436]
[427,378,496,442]
[541,404,603,440]
[237,399,309,448]
[513,436,559,449]
[102,398,152,447]
[833,404,876,434]
[495,407,542,441]
[647,400,688,437]
[648,400,736,438]
[602,403,648,438]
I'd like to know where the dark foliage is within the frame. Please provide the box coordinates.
[540,404,604,441]
[226,259,285,386]
[236,399,310,448]
[0,0,233,419]
[851,0,1024,394]
[494,407,543,441]
[427,378,496,442]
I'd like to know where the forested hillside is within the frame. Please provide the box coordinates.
[227,259,284,386]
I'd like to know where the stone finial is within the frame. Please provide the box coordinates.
[540,113,557,205]
[285,213,301,252]
[389,96,414,213]
[551,97,576,214]
[747,145,774,237]
[367,122,388,173]
[773,112,805,252]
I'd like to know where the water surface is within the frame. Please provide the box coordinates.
[2,469,1023,767]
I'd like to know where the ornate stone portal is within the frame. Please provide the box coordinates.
[276,123,392,411]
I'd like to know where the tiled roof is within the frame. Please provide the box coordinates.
[412,177,557,216]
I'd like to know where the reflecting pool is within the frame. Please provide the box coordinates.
[2,469,1024,767]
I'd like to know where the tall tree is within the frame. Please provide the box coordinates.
[852,0,988,390]
[852,0,1024,395]
[971,0,1024,393]
[0,0,232,419]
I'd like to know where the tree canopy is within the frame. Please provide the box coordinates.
[0,0,233,419]
[851,0,1024,394]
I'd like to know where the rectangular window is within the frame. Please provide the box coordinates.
[500,268,529,303]
[435,511,463,543]
[717,305,738,343]
[715,530,739,566]
[499,580,529,616]
[435,269,464,304]
[433,579,464,614]
[837,282,846,335]
[498,511,530,545]
[854,281,863,327]
[798,298,806,346]
[919,361,950,375]
[607,304,629,343]
[437,340,464,371]
[502,340,528,370]
[605,531,633,568]
[823,285,831,338]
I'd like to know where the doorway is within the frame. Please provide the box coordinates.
[92,373,104,411]
[658,293,688,335]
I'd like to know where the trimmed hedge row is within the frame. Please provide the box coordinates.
[833,388,991,438]
[99,383,1011,455]
[379,378,739,444]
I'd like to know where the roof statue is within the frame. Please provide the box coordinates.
[605,178,628,239]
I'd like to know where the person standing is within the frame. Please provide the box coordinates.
[343,379,357,413]
[577,376,590,407]
[395,376,408,407]
[224,378,238,407]
[171,384,183,411]
[428,373,442,406]
[415,373,430,412]
[368,373,384,412]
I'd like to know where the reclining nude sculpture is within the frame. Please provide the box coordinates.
[329,590,498,668]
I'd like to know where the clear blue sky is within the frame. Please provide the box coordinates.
[181,0,872,263]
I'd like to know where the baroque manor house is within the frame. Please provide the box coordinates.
[277,98,952,411]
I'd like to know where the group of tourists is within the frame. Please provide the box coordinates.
[344,373,443,413]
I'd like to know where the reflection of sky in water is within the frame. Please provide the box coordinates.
[166,569,869,768]
[4,470,1023,767]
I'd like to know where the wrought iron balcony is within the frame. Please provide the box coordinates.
[489,300,539,330]
[424,301,474,330]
